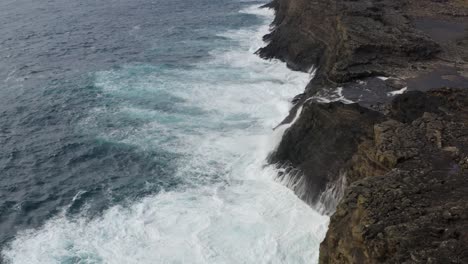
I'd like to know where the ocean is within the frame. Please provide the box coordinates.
[0,0,328,263]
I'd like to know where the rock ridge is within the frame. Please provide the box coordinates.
[259,0,468,263]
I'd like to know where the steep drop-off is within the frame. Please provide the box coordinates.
[260,0,468,263]
[320,88,468,263]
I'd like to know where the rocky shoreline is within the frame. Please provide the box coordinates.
[259,0,468,263]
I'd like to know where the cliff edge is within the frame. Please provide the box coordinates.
[260,0,468,263]
[319,89,468,263]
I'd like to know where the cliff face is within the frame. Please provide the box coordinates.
[261,0,468,263]
[266,0,468,204]
[269,102,382,203]
[320,89,468,263]
[259,0,468,103]
[259,0,448,83]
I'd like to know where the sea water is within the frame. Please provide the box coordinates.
[0,1,329,263]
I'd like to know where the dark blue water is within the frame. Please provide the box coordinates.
[0,0,262,247]
[0,0,328,263]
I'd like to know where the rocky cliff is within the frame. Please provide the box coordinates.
[319,89,468,263]
[260,0,468,263]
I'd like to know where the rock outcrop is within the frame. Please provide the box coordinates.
[269,102,382,203]
[259,0,456,83]
[320,88,468,263]
[259,0,468,102]
[260,0,468,263]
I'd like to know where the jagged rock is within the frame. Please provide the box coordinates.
[257,0,441,85]
[269,102,382,203]
[260,0,468,262]
[320,169,468,263]
[259,0,468,102]
[319,88,468,263]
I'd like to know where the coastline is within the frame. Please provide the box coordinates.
[2,5,329,263]
[259,0,468,263]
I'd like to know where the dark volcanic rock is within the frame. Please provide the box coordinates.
[269,102,382,203]
[257,0,442,84]
[259,0,468,100]
[259,0,468,262]
[320,88,468,264]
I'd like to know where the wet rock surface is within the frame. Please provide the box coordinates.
[269,102,382,203]
[259,0,468,98]
[320,88,468,263]
[261,0,468,263]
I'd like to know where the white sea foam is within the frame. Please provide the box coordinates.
[387,86,407,96]
[3,5,330,264]
[314,173,348,215]
[377,76,390,81]
[306,87,354,104]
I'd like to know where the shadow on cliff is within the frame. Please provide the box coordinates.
[258,0,468,262]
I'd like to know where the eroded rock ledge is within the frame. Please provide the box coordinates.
[319,88,468,263]
[260,0,468,263]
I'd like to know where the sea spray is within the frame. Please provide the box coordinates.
[3,5,329,264]
[314,173,348,215]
